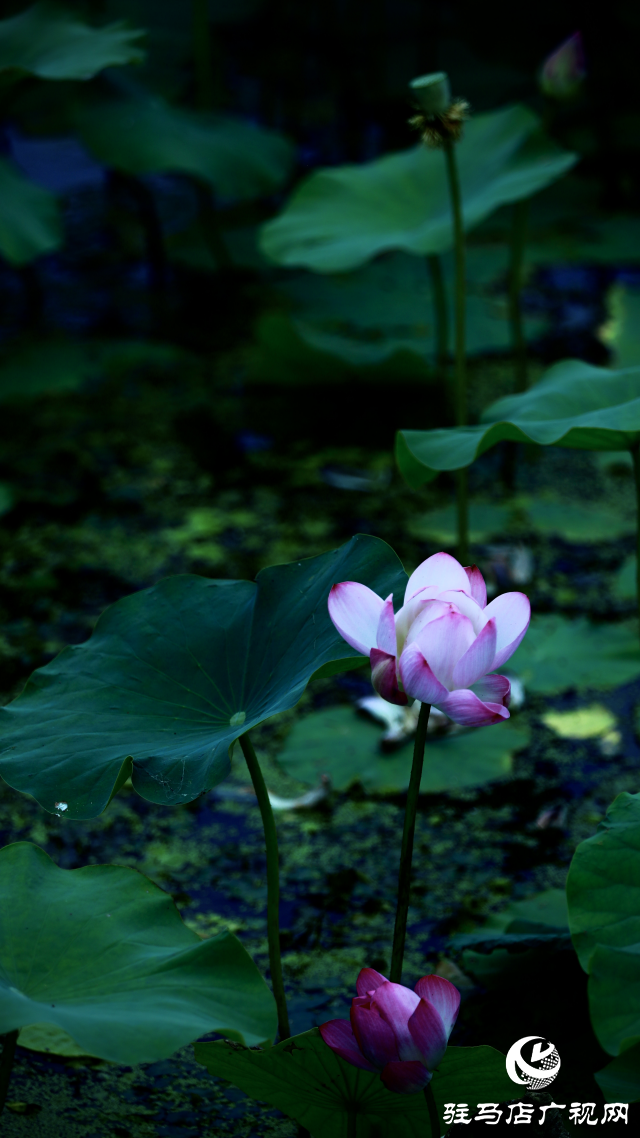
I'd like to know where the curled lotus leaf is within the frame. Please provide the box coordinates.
[0,842,276,1062]
[397,360,640,488]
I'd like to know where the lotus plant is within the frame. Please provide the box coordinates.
[330,550,531,986]
[320,968,460,1094]
[328,551,530,728]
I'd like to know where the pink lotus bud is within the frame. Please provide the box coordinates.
[328,552,530,728]
[539,33,586,99]
[319,968,460,1094]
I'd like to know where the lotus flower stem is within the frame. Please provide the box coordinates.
[0,1030,18,1117]
[442,137,468,564]
[239,732,290,1041]
[347,1110,358,1137]
[427,254,448,378]
[425,1083,440,1137]
[632,444,640,638]
[508,198,530,393]
[390,702,431,983]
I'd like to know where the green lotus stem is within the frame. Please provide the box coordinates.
[192,0,215,109]
[508,198,530,393]
[0,1030,18,1117]
[442,136,468,564]
[427,254,448,377]
[424,1084,440,1138]
[455,469,469,566]
[390,703,431,983]
[239,732,290,1041]
[442,138,466,428]
[632,444,640,641]
[347,1110,358,1137]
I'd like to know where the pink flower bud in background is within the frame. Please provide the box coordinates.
[539,32,586,99]
[328,552,530,728]
[319,968,460,1094]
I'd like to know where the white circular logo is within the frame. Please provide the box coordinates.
[505,1036,561,1090]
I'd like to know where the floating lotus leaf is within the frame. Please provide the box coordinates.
[0,536,406,817]
[0,2,144,82]
[260,105,576,272]
[397,360,640,488]
[0,842,276,1063]
[0,155,61,265]
[77,92,294,200]
[277,706,528,795]
[509,615,640,694]
[195,1029,513,1138]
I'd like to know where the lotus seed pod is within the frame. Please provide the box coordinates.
[409,72,451,118]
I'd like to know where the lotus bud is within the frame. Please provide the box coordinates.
[320,968,461,1094]
[539,32,586,100]
[410,72,451,118]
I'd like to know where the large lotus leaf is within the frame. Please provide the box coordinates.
[0,155,61,265]
[567,792,640,1058]
[277,706,528,795]
[0,536,406,818]
[0,2,144,82]
[596,1041,640,1103]
[195,1029,513,1138]
[279,248,549,366]
[397,360,640,488]
[508,615,640,694]
[77,92,294,200]
[0,842,276,1062]
[567,792,640,973]
[260,104,576,272]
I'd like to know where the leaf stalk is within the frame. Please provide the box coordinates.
[239,732,290,1042]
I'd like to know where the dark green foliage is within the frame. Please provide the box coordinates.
[0,842,276,1061]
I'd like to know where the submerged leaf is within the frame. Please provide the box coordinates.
[261,105,576,272]
[0,842,276,1062]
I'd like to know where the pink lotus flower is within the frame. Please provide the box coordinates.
[319,968,460,1094]
[328,551,530,727]
[540,32,586,99]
